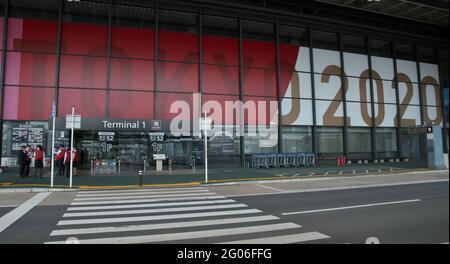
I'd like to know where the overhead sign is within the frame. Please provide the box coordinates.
[98,132,115,142]
[52,118,167,131]
[66,115,81,129]
[149,132,165,142]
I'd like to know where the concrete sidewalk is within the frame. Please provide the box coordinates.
[0,161,434,190]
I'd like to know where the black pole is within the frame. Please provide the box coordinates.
[238,15,245,166]
[366,37,377,160]
[308,27,318,162]
[275,22,282,154]
[338,31,349,159]
[392,42,402,158]
[105,0,112,119]
[0,0,10,167]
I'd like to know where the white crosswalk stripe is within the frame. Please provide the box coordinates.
[45,187,330,244]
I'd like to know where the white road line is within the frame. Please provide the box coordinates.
[282,199,422,215]
[46,223,300,244]
[308,173,315,177]
[57,209,262,226]
[67,199,236,212]
[0,192,50,232]
[64,203,248,218]
[277,173,286,177]
[74,192,215,201]
[0,205,18,208]
[50,215,280,237]
[76,189,211,198]
[218,232,329,244]
[79,187,204,194]
[293,173,300,177]
[324,172,329,176]
[256,184,285,193]
[71,195,226,206]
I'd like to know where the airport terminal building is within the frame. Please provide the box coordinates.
[0,0,448,171]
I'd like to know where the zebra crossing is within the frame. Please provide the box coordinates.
[45,187,330,244]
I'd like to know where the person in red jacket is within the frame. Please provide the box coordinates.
[64,148,71,178]
[56,145,65,176]
[33,145,45,179]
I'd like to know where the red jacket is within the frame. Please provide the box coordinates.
[56,149,65,160]
[34,150,44,161]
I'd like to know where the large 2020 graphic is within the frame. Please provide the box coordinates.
[281,48,443,127]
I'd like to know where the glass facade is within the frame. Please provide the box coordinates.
[0,0,447,168]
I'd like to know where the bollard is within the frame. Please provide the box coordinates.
[139,170,143,187]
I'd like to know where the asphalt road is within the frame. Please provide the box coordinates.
[232,181,449,244]
[0,181,447,244]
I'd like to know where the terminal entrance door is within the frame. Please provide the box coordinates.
[71,131,202,173]
[400,128,427,163]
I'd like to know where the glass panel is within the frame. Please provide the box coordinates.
[312,30,338,51]
[5,51,56,87]
[158,9,198,63]
[0,2,4,50]
[157,61,198,92]
[109,58,154,91]
[281,126,312,152]
[202,14,238,66]
[244,125,278,154]
[342,35,366,54]
[348,127,372,152]
[243,68,277,97]
[109,91,154,119]
[314,74,343,100]
[370,39,390,58]
[111,5,155,59]
[280,71,312,99]
[242,20,275,69]
[2,121,52,161]
[315,100,345,127]
[3,86,53,120]
[156,92,193,122]
[58,89,106,118]
[7,18,58,53]
[59,55,107,89]
[396,43,414,61]
[376,127,397,152]
[62,1,109,56]
[243,96,278,125]
[279,24,309,73]
[317,127,344,153]
[417,47,436,63]
[202,94,240,125]
[202,64,239,95]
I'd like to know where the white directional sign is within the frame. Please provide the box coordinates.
[66,115,81,129]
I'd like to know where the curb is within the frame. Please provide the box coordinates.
[0,168,447,193]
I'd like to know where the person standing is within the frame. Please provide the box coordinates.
[64,147,72,178]
[73,148,80,177]
[34,145,45,179]
[25,146,32,178]
[17,146,27,178]
[56,145,65,176]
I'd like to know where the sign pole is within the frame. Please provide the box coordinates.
[50,102,56,188]
[204,111,208,184]
[70,107,75,188]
